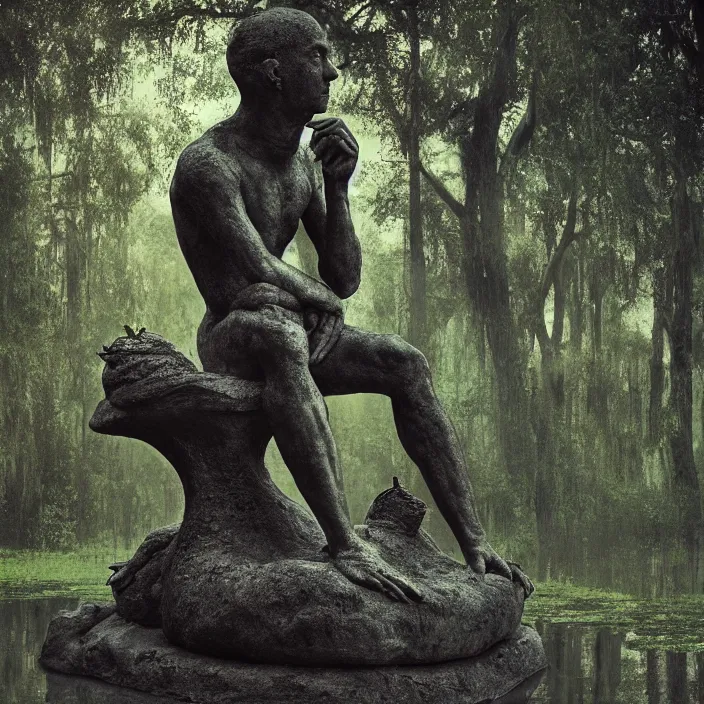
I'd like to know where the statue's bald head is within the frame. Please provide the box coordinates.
[226,8,324,98]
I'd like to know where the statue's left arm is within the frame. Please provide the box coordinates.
[301,117,362,300]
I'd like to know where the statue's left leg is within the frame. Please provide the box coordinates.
[311,325,513,580]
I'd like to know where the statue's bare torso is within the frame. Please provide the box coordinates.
[171,120,316,318]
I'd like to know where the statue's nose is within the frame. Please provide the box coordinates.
[324,60,338,82]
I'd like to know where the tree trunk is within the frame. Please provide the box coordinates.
[592,277,603,357]
[570,252,584,352]
[407,6,426,350]
[668,177,702,535]
[549,270,566,408]
[587,275,608,422]
[530,193,581,575]
[486,317,535,480]
[418,0,539,540]
[649,266,667,443]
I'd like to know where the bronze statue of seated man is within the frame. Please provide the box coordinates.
[169,7,520,602]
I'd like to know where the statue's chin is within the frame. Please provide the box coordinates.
[315,95,329,114]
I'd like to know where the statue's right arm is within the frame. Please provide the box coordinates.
[170,146,342,316]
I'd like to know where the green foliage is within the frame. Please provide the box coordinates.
[0,0,200,549]
[525,582,704,652]
[0,548,121,601]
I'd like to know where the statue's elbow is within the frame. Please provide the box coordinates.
[320,264,360,300]
[333,274,360,300]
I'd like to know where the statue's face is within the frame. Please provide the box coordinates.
[277,23,338,119]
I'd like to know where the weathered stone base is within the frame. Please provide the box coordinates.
[45,670,547,704]
[40,604,547,704]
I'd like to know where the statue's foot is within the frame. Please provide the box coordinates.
[333,539,423,604]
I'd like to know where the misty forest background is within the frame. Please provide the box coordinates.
[2,0,704,597]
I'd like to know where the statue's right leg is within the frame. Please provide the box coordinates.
[196,303,422,603]
[198,301,352,538]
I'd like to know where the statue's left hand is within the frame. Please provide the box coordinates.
[307,117,358,183]
[306,307,345,364]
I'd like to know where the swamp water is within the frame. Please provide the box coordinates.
[1,553,703,703]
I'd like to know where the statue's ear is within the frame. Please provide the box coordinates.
[261,58,282,90]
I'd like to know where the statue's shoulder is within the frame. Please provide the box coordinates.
[171,130,240,200]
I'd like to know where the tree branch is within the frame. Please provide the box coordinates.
[540,189,580,302]
[534,317,552,358]
[487,2,519,115]
[532,188,584,356]
[498,72,537,181]
[346,2,373,26]
[419,163,466,220]
[32,171,72,182]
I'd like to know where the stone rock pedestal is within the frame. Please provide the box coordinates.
[39,331,546,701]
[41,604,545,704]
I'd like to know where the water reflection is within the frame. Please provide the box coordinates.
[0,599,701,703]
[531,622,704,703]
[0,597,78,704]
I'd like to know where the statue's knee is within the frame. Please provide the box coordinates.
[256,318,308,365]
[383,335,431,388]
